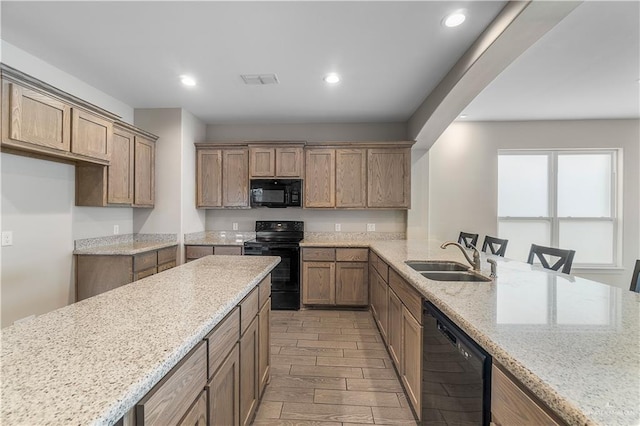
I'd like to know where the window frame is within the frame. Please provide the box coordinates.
[498,149,620,269]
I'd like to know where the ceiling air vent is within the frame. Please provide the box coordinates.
[241,74,279,85]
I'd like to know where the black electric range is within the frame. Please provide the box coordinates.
[243,221,303,310]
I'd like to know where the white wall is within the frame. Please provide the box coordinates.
[427,119,640,289]
[205,122,409,233]
[181,110,207,236]
[0,42,136,326]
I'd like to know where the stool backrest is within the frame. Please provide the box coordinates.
[482,236,508,257]
[458,232,479,249]
[527,244,576,274]
[631,260,640,293]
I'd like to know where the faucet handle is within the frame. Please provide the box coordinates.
[487,258,498,278]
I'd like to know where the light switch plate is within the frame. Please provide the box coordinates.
[367,223,376,232]
[1,231,13,246]
[113,225,119,235]
[232,222,239,231]
[335,223,341,232]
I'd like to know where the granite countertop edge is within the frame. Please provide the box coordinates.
[73,241,179,255]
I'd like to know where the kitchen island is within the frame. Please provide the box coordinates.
[1,255,279,425]
[365,240,639,426]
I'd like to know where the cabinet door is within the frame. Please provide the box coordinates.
[258,297,271,397]
[302,261,335,305]
[108,126,134,204]
[71,108,112,161]
[371,269,388,342]
[387,288,403,368]
[276,147,303,177]
[209,343,240,426]
[249,147,275,178]
[134,136,155,207]
[336,262,368,306]
[336,149,367,208]
[196,149,222,207]
[304,149,335,208]
[368,148,410,208]
[401,307,422,419]
[178,390,207,426]
[3,81,71,152]
[240,317,259,426]
[223,149,249,207]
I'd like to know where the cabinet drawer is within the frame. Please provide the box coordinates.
[240,287,259,335]
[389,269,422,325]
[336,248,368,262]
[492,364,561,426]
[303,248,335,261]
[370,251,389,282]
[157,261,176,273]
[136,342,207,426]
[259,275,271,308]
[214,246,242,256]
[158,246,177,264]
[206,307,240,379]
[186,246,214,259]
[134,251,157,272]
[134,267,156,281]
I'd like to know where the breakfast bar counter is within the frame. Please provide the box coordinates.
[1,255,280,425]
[369,239,639,426]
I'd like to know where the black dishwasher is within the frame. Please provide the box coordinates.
[422,301,491,425]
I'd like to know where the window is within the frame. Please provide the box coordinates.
[498,150,618,268]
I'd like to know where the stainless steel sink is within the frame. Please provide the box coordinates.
[405,260,469,272]
[420,271,492,282]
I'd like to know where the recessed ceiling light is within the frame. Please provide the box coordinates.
[324,73,340,84]
[443,11,466,28]
[180,75,196,87]
[459,114,468,119]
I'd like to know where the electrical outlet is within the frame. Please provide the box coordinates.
[1,231,13,246]
[113,225,119,235]
[367,223,376,232]
[335,223,341,232]
[232,222,239,231]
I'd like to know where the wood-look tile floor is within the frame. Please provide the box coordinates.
[251,309,419,426]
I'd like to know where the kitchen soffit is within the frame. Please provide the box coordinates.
[0,1,506,124]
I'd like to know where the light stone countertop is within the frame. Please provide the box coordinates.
[300,231,405,247]
[73,240,178,255]
[184,231,256,246]
[368,239,639,426]
[1,255,280,425]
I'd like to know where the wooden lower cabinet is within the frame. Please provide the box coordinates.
[76,245,177,301]
[302,261,335,305]
[258,298,271,397]
[336,262,368,305]
[240,317,259,426]
[136,342,207,425]
[178,390,207,426]
[492,364,562,425]
[370,267,389,342]
[208,344,241,426]
[387,288,403,367]
[401,306,422,419]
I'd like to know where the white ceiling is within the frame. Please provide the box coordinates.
[1,1,638,126]
[0,1,506,124]
[463,1,640,121]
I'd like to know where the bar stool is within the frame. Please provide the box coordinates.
[630,260,640,293]
[527,244,576,274]
[458,232,479,249]
[482,236,508,257]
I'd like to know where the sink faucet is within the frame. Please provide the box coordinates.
[440,241,481,271]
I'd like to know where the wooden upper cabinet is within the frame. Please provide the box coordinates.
[2,81,71,152]
[134,135,155,207]
[367,148,411,208]
[249,146,303,178]
[108,126,135,204]
[71,108,112,161]
[275,147,303,177]
[304,149,335,208]
[223,149,249,207]
[249,147,275,178]
[197,149,222,207]
[336,149,367,208]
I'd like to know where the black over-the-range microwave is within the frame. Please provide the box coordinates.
[250,179,302,208]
